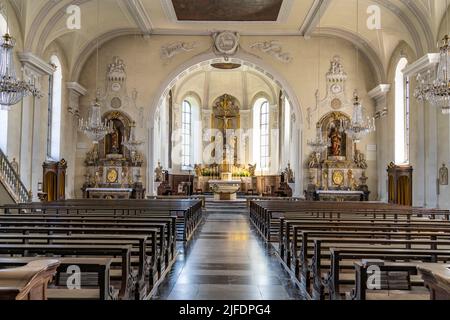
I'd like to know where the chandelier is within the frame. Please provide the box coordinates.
[78,98,113,143]
[307,123,330,157]
[307,4,329,159]
[414,35,450,114]
[342,91,376,143]
[122,121,143,152]
[0,33,39,109]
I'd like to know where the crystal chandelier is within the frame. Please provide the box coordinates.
[342,91,376,143]
[307,4,329,159]
[0,33,39,109]
[414,35,450,114]
[78,98,113,144]
[78,0,113,144]
[122,121,143,152]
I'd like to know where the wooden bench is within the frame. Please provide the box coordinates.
[0,257,113,300]
[0,259,59,300]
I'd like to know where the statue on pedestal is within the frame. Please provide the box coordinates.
[354,149,368,169]
[439,164,448,186]
[154,162,164,182]
[248,164,256,177]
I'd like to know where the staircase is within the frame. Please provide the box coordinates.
[204,198,248,215]
[0,148,31,204]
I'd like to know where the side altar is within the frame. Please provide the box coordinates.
[81,112,145,199]
[305,57,371,202]
[305,112,371,202]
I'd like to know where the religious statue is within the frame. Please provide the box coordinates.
[110,126,120,154]
[283,163,295,183]
[154,162,164,182]
[322,170,328,190]
[439,164,449,186]
[308,153,319,168]
[248,164,257,177]
[329,126,342,157]
[194,164,202,177]
[347,170,357,190]
[354,149,368,169]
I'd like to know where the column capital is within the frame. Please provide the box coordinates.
[403,53,440,77]
[66,82,87,118]
[66,82,88,96]
[18,52,55,76]
[368,84,391,119]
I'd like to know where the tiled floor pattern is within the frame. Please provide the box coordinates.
[154,209,303,300]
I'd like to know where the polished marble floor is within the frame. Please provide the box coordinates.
[154,210,304,300]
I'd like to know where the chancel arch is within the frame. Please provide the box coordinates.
[149,55,304,197]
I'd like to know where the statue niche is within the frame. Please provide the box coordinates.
[106,120,124,155]
[100,111,132,158]
[319,112,351,161]
[328,122,346,159]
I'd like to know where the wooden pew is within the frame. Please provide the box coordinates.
[0,259,59,300]
[0,257,113,300]
[315,246,450,300]
[418,263,450,300]
[0,244,133,300]
[0,215,173,269]
[0,233,153,299]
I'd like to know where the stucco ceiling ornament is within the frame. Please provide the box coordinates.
[161,41,197,63]
[97,56,136,112]
[250,40,293,63]
[212,31,240,60]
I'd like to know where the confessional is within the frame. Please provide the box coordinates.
[387,163,413,206]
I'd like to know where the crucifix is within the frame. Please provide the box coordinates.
[214,94,239,171]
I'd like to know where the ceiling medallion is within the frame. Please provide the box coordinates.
[212,31,240,59]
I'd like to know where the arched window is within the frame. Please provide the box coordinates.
[253,97,271,172]
[181,100,192,170]
[260,100,270,170]
[0,12,8,152]
[395,57,409,164]
[48,55,62,160]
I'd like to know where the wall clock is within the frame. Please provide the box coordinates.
[111,83,121,92]
[106,168,118,183]
[331,84,342,94]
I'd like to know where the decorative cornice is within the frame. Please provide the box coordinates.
[124,0,153,35]
[369,84,390,118]
[403,53,440,77]
[299,0,331,37]
[18,52,55,76]
[66,82,87,96]
[368,84,391,100]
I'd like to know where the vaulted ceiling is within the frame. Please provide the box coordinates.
[5,0,450,82]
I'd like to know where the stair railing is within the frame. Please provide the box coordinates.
[0,148,31,203]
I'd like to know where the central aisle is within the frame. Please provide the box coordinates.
[155,203,303,300]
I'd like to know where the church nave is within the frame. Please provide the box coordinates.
[155,203,303,301]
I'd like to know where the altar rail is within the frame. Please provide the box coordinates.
[0,148,30,204]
